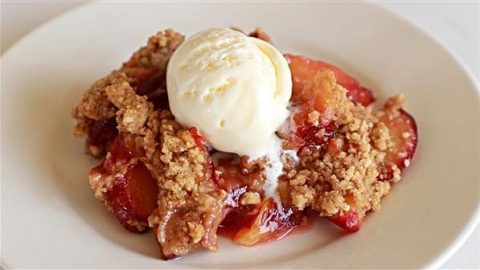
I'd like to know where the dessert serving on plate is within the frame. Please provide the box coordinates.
[72,27,418,259]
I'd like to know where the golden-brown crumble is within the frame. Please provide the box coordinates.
[72,29,184,157]
[283,71,401,218]
[75,29,226,258]
[148,113,226,258]
[239,191,261,205]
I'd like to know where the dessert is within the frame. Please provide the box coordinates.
[72,27,418,259]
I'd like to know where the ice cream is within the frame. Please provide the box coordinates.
[166,28,292,158]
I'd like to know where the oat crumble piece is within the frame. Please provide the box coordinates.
[240,191,261,205]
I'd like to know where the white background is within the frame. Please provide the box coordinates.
[1,1,479,268]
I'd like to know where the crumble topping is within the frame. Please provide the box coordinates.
[75,29,226,258]
[284,71,399,218]
[106,81,226,258]
[88,165,113,203]
[148,113,226,258]
[72,29,184,157]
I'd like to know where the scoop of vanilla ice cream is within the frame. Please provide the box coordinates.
[166,28,292,158]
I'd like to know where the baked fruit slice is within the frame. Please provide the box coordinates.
[328,194,362,232]
[377,95,418,180]
[283,54,418,234]
[89,136,158,233]
[213,154,305,246]
[284,54,375,150]
[219,199,304,246]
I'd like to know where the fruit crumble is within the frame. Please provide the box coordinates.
[72,27,418,259]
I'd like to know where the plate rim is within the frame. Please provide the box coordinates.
[1,1,479,268]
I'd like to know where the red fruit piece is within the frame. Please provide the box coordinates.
[136,73,169,109]
[295,122,336,150]
[189,127,221,186]
[88,118,117,146]
[282,64,340,150]
[90,136,158,233]
[214,156,304,246]
[326,138,345,155]
[377,102,418,180]
[290,69,339,127]
[219,199,304,246]
[106,161,159,233]
[347,86,375,108]
[190,127,208,148]
[214,157,248,207]
[285,53,375,107]
[329,210,361,233]
[328,194,362,232]
[100,136,133,171]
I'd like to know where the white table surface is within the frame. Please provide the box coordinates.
[1,1,479,269]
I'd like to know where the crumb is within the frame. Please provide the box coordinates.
[307,110,320,126]
[240,191,261,205]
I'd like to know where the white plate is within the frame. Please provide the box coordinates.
[2,2,479,268]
